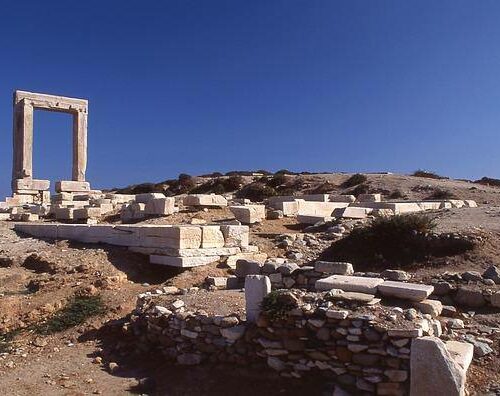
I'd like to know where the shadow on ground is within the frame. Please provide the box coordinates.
[79,318,330,396]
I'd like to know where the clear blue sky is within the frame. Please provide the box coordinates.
[1,1,499,197]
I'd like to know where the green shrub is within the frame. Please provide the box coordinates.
[35,296,105,335]
[267,174,290,188]
[308,181,336,194]
[412,170,447,179]
[388,189,407,200]
[426,188,458,200]
[474,177,500,187]
[342,173,367,188]
[261,290,298,320]
[236,182,276,202]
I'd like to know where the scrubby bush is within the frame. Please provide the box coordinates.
[412,170,447,179]
[388,189,408,200]
[236,182,276,202]
[261,290,298,320]
[267,173,290,188]
[351,183,370,196]
[307,181,336,194]
[35,296,105,335]
[224,175,244,191]
[320,214,474,268]
[474,176,500,187]
[341,173,367,188]
[426,188,458,200]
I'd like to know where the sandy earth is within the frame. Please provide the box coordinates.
[0,172,500,395]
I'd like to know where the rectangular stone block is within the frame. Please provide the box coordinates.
[315,275,384,294]
[55,180,90,192]
[150,255,220,267]
[129,246,241,257]
[52,192,74,202]
[135,193,166,203]
[230,205,265,224]
[315,261,354,275]
[378,281,434,302]
[13,178,50,191]
[220,225,249,247]
[55,207,75,220]
[74,207,102,220]
[333,206,373,219]
[145,197,175,215]
[183,194,227,207]
[356,193,382,202]
[297,201,350,217]
[0,213,10,221]
[245,275,271,322]
[99,203,114,214]
[226,252,267,269]
[329,194,356,203]
[201,226,225,248]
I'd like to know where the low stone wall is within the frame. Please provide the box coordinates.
[14,223,252,268]
[130,288,467,395]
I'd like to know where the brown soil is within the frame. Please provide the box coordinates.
[0,172,500,395]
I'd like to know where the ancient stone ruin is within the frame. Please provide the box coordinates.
[1,90,498,395]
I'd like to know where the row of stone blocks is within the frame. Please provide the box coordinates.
[267,194,478,224]
[14,223,250,268]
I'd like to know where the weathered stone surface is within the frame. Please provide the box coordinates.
[201,226,225,248]
[245,275,271,322]
[13,178,50,192]
[55,180,90,192]
[327,291,377,304]
[333,206,373,219]
[129,246,241,257]
[230,205,266,224]
[135,193,166,203]
[226,252,267,269]
[329,194,356,203]
[150,255,219,268]
[388,328,423,338]
[315,275,384,294]
[12,91,89,184]
[378,281,434,302]
[381,269,411,281]
[483,265,500,284]
[235,260,262,278]
[220,225,249,247]
[144,197,175,215]
[491,292,500,308]
[183,194,227,207]
[445,341,474,373]
[454,286,485,308]
[411,337,471,396]
[356,193,382,202]
[315,261,354,275]
[413,299,443,317]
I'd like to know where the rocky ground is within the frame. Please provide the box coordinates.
[1,172,500,395]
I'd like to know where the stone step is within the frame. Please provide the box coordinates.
[315,275,384,294]
[378,281,434,302]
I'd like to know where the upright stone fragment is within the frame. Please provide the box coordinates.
[245,275,271,322]
[410,337,472,396]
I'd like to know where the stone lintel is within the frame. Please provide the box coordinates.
[55,180,91,193]
[14,90,88,113]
